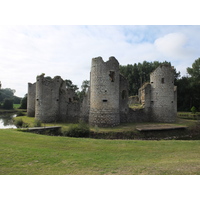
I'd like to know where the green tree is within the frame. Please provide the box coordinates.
[2,98,13,109]
[77,80,90,102]
[65,79,79,91]
[0,88,15,103]
[187,58,200,81]
[186,58,200,111]
[19,94,27,109]
[191,106,197,114]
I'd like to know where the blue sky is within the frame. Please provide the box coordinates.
[0,25,200,97]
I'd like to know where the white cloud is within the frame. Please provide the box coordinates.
[154,33,188,58]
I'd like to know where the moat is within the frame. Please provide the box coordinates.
[0,113,17,129]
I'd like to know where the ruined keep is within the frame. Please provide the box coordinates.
[138,64,177,122]
[27,56,177,127]
[89,57,119,127]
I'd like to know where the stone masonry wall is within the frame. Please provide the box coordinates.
[35,75,63,123]
[27,82,36,117]
[89,57,120,127]
[119,74,129,123]
[150,65,177,122]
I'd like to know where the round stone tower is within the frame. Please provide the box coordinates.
[35,75,62,123]
[89,56,120,127]
[27,82,36,117]
[150,64,177,122]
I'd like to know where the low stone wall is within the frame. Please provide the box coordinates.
[21,126,62,136]
[127,108,150,123]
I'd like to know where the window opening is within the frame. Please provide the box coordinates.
[161,78,165,84]
[122,90,127,100]
[102,99,107,102]
[109,71,115,82]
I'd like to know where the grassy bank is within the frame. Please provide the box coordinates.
[0,128,200,175]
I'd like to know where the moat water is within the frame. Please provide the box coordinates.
[0,113,17,129]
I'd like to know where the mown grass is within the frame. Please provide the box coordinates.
[0,128,200,175]
[13,104,20,109]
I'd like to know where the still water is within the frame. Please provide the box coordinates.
[0,113,17,129]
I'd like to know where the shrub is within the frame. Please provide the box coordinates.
[64,121,90,138]
[14,118,29,128]
[14,118,24,128]
[191,106,197,114]
[33,119,42,127]
[17,111,25,117]
[2,98,13,109]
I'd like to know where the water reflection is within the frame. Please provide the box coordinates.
[0,113,17,129]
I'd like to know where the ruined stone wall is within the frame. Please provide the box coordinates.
[80,88,90,122]
[150,65,177,122]
[127,108,150,123]
[119,74,129,123]
[138,83,151,108]
[58,81,68,122]
[66,102,80,123]
[89,57,120,127]
[27,82,36,117]
[35,75,65,123]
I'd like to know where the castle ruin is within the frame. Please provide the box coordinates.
[27,56,177,127]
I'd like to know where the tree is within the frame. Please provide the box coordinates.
[0,88,15,103]
[185,58,200,111]
[81,80,90,92]
[65,79,79,91]
[19,94,27,109]
[77,80,90,102]
[187,58,200,81]
[2,98,13,109]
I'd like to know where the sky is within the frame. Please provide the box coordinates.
[0,25,200,97]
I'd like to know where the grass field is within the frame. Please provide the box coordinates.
[0,128,200,175]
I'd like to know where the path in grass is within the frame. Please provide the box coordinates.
[0,129,200,175]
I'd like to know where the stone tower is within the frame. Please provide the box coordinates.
[150,64,177,122]
[35,75,63,123]
[89,57,120,127]
[27,82,36,117]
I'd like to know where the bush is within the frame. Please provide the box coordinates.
[64,121,90,138]
[14,118,24,128]
[14,118,29,128]
[191,106,197,114]
[17,111,25,116]
[33,119,42,127]
[2,98,13,109]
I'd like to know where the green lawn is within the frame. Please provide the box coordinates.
[0,128,200,175]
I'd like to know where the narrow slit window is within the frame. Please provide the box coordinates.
[161,78,165,84]
[102,99,107,102]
